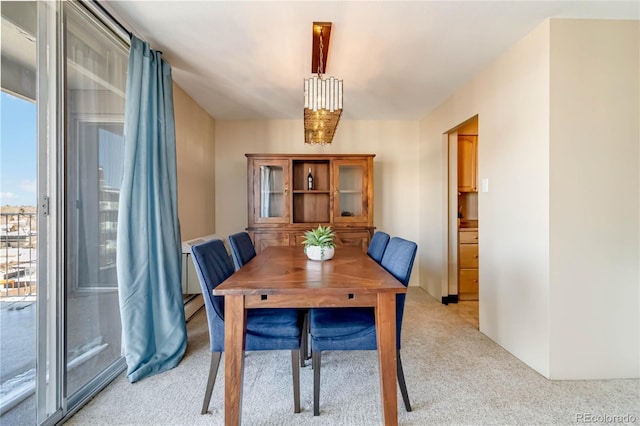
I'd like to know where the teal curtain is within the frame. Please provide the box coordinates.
[117,35,186,382]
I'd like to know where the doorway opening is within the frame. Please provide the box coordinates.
[445,115,479,329]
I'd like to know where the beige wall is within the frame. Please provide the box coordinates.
[173,83,216,241]
[548,19,639,379]
[214,120,421,284]
[419,19,639,379]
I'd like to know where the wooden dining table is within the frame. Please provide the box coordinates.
[213,245,407,425]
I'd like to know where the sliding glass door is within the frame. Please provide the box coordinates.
[1,2,128,424]
[0,2,38,424]
[63,1,127,407]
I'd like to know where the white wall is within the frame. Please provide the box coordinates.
[548,19,639,379]
[214,120,421,284]
[419,18,639,379]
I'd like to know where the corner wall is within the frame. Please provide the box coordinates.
[420,19,551,376]
[173,83,216,241]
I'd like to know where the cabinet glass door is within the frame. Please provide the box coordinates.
[333,159,368,223]
[254,160,289,223]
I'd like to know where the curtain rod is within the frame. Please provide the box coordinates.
[86,0,133,42]
[88,1,164,54]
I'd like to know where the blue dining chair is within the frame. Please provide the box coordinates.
[228,231,312,366]
[367,231,390,263]
[228,231,256,271]
[309,236,417,416]
[191,239,305,415]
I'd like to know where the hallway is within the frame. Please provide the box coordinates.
[448,300,479,329]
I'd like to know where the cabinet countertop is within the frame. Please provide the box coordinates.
[459,220,478,230]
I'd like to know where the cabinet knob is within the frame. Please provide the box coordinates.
[284,187,288,195]
[334,188,339,195]
[473,279,478,283]
[473,255,478,258]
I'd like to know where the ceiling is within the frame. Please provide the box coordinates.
[102,1,638,121]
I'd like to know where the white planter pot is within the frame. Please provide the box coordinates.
[305,245,335,261]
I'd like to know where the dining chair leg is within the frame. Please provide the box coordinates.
[301,311,309,367]
[305,313,312,361]
[397,351,412,412]
[312,351,321,416]
[291,350,301,413]
[201,351,221,414]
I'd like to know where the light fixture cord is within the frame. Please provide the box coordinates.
[317,28,324,77]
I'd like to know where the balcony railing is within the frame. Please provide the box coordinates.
[1,212,37,299]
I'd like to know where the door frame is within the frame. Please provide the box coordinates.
[442,115,479,305]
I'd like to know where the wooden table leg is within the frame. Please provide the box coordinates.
[376,293,398,426]
[224,295,246,426]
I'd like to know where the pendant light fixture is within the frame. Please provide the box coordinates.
[304,22,343,145]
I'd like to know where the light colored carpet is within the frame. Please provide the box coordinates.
[66,288,639,425]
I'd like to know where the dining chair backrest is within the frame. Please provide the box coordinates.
[228,232,257,271]
[191,239,235,351]
[367,231,390,263]
[380,237,417,348]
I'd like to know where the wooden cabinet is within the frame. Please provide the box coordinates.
[253,232,290,252]
[458,229,478,300]
[458,135,477,192]
[247,154,375,254]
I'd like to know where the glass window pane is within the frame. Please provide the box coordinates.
[339,165,363,216]
[260,165,284,218]
[64,3,127,397]
[0,1,37,423]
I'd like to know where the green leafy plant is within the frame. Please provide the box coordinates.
[302,224,335,248]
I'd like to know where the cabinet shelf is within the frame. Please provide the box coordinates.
[292,190,330,194]
[293,193,330,223]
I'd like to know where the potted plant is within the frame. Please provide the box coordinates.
[302,224,336,261]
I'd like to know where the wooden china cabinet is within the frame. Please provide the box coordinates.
[246,153,375,253]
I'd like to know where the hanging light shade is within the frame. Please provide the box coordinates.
[304,22,342,145]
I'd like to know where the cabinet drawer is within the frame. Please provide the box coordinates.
[334,231,370,253]
[459,244,478,268]
[291,232,307,247]
[252,232,290,254]
[290,230,371,253]
[459,269,478,300]
[459,231,478,244]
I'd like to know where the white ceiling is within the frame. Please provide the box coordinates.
[102,1,638,120]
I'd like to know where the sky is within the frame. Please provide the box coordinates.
[1,91,37,206]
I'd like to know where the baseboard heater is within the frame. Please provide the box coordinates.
[181,234,221,321]
[183,294,204,321]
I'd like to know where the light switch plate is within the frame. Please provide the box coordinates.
[481,178,489,193]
